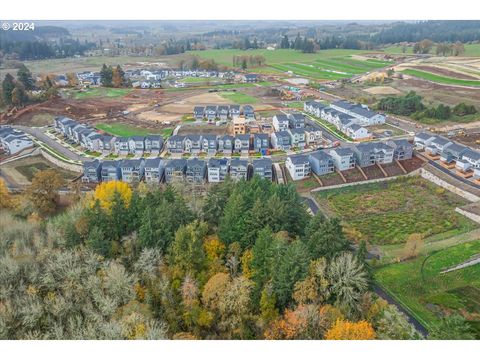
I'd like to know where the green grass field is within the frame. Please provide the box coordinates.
[96,123,172,138]
[375,240,480,336]
[71,87,132,99]
[187,49,391,80]
[402,69,480,87]
[383,43,480,57]
[219,92,258,104]
[315,176,476,245]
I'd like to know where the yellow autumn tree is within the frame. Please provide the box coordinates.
[0,178,13,209]
[325,319,376,340]
[91,181,132,211]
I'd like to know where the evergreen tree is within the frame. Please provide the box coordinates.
[280,35,290,49]
[272,240,310,309]
[303,214,349,260]
[17,64,35,90]
[2,73,15,105]
[100,64,113,87]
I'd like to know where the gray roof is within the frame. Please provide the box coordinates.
[415,132,435,141]
[332,147,354,156]
[274,114,289,122]
[187,158,206,168]
[144,158,163,168]
[275,131,291,138]
[444,142,468,154]
[253,158,272,168]
[243,105,254,113]
[288,154,310,165]
[146,135,163,141]
[355,142,392,153]
[166,159,187,168]
[185,134,202,141]
[289,128,305,135]
[84,160,101,169]
[235,134,251,141]
[202,134,218,141]
[309,150,333,162]
[348,123,363,131]
[102,160,119,168]
[130,135,145,141]
[431,136,451,146]
[168,135,185,142]
[230,158,248,167]
[208,158,229,167]
[388,139,412,148]
[219,135,234,141]
[462,148,480,161]
[120,159,143,168]
[254,133,269,140]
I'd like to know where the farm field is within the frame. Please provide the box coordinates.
[375,240,480,337]
[315,176,476,245]
[96,123,172,138]
[402,69,480,87]
[219,91,258,104]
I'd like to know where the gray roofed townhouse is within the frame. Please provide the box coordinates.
[82,160,102,183]
[386,139,413,160]
[252,158,273,180]
[165,159,187,183]
[186,158,207,183]
[309,150,335,176]
[144,157,165,183]
[229,158,249,181]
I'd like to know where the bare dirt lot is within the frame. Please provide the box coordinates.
[399,156,426,173]
[451,132,480,149]
[364,86,402,95]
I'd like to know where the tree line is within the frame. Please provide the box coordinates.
[377,91,477,121]
[1,64,58,108]
[0,174,475,340]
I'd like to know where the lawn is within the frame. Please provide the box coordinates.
[402,69,480,87]
[187,49,369,67]
[71,87,132,99]
[315,176,476,245]
[96,123,172,138]
[375,240,480,336]
[220,92,258,104]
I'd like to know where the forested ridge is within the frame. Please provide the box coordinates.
[0,176,471,340]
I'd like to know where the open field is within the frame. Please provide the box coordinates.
[187,49,391,80]
[0,55,172,80]
[219,92,258,104]
[68,87,133,100]
[383,43,480,57]
[315,176,476,245]
[96,123,172,138]
[0,155,79,187]
[402,69,480,87]
[375,240,480,336]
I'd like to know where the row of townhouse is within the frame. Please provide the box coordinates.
[286,139,413,180]
[166,127,322,156]
[414,132,480,176]
[54,117,164,155]
[82,157,273,184]
[304,101,372,141]
[193,105,255,121]
[0,126,34,155]
[272,113,305,132]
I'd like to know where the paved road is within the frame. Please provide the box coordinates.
[14,125,89,162]
[373,284,428,337]
[301,196,320,215]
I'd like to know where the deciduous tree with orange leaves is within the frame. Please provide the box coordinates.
[325,319,376,340]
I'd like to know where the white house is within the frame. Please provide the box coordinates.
[285,154,311,181]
